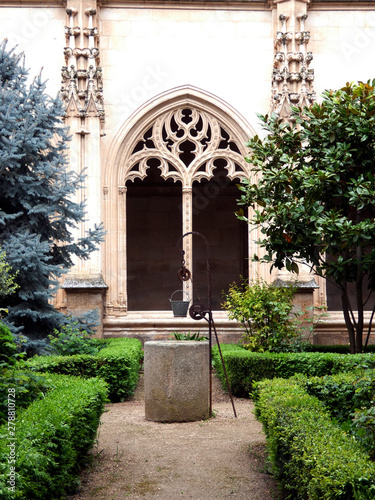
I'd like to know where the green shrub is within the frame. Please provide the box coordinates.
[302,371,375,460]
[351,404,375,460]
[25,337,143,402]
[95,338,143,400]
[213,344,274,397]
[171,331,208,341]
[278,371,375,461]
[0,322,19,368]
[253,377,375,499]
[0,373,108,499]
[212,343,375,397]
[0,370,52,425]
[300,371,375,421]
[222,277,300,352]
[47,321,108,356]
[0,323,49,425]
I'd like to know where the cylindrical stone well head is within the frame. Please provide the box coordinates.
[144,341,210,422]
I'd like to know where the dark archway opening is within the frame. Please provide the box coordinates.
[126,161,182,310]
[192,162,248,310]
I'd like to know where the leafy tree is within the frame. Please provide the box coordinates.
[0,41,104,340]
[222,277,301,352]
[237,80,375,353]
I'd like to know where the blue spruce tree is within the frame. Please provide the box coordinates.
[0,41,105,342]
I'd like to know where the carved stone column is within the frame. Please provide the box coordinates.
[182,187,193,302]
[270,0,319,323]
[117,186,128,313]
[271,0,315,120]
[58,0,107,330]
[60,3,104,122]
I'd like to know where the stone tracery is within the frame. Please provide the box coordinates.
[124,107,248,186]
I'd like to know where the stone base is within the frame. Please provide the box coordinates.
[144,341,210,422]
[62,273,107,337]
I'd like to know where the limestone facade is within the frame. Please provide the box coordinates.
[1,0,375,344]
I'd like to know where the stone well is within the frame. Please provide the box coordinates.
[144,341,210,422]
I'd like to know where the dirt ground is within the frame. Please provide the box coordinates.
[68,373,282,500]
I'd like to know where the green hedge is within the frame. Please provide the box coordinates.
[0,373,108,499]
[25,337,143,402]
[0,371,52,426]
[212,344,375,397]
[253,377,375,500]
[301,371,375,421]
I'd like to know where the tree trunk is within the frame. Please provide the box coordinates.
[355,245,364,353]
[341,284,356,354]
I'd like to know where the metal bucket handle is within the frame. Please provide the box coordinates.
[169,290,190,302]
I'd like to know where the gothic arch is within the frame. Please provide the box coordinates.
[105,85,255,187]
[103,86,256,314]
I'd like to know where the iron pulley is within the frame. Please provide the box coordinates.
[178,250,191,281]
[189,303,207,321]
[178,266,191,281]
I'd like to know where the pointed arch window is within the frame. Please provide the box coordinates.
[103,88,258,315]
[124,106,249,311]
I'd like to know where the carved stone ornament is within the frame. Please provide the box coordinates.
[274,51,285,67]
[271,12,316,119]
[295,31,311,45]
[60,6,104,121]
[124,107,248,186]
[286,52,304,63]
[275,31,293,47]
[64,26,81,37]
[83,27,99,38]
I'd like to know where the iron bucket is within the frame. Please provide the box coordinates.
[169,290,190,317]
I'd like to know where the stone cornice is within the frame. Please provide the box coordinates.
[0,1,64,5]
[0,0,373,8]
[99,0,269,9]
[269,0,375,9]
[308,1,375,11]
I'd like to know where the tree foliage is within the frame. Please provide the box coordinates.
[0,41,104,339]
[237,80,375,353]
[47,321,108,356]
[222,277,302,352]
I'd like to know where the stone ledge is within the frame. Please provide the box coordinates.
[62,274,108,290]
[273,278,319,289]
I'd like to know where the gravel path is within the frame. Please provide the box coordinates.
[68,374,281,500]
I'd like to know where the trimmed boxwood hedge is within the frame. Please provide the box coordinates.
[0,370,53,426]
[25,337,143,402]
[300,370,375,421]
[253,377,375,500]
[212,343,375,397]
[0,373,108,500]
